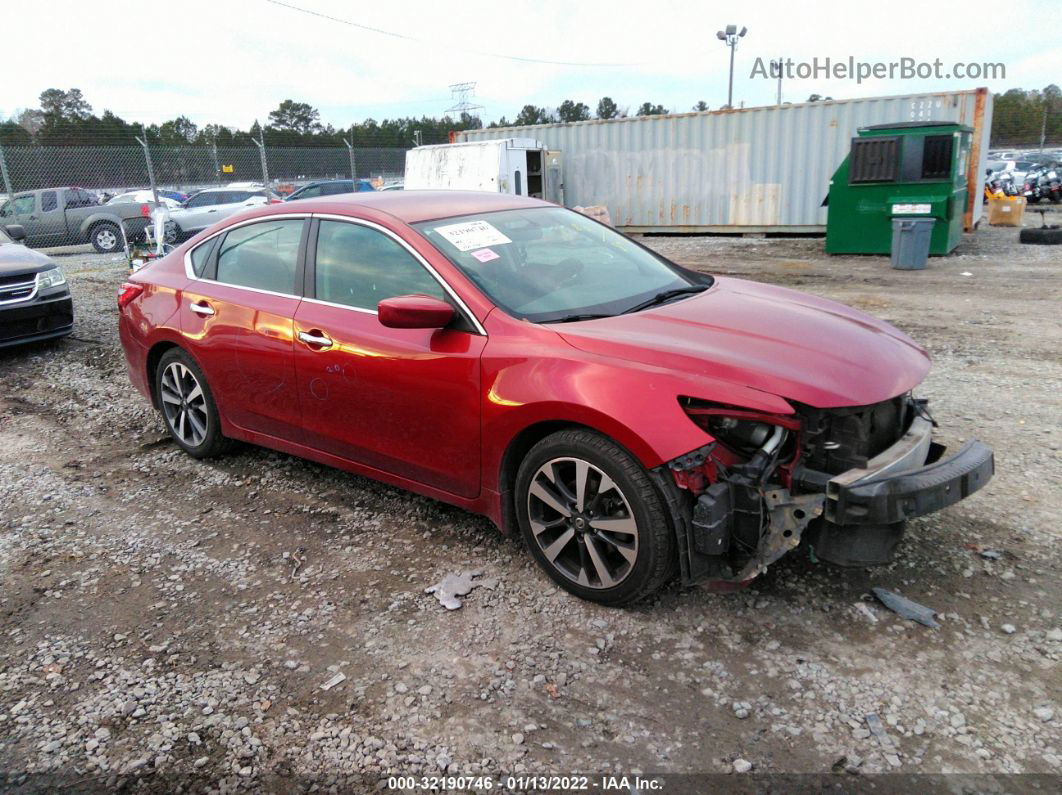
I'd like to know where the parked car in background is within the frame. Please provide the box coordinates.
[283,179,376,201]
[379,181,404,191]
[117,191,993,605]
[108,190,183,210]
[158,189,189,204]
[166,187,282,240]
[0,224,74,347]
[0,187,155,253]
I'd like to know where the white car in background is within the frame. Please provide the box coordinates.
[166,187,281,240]
[107,190,182,210]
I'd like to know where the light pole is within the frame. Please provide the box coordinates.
[716,24,748,109]
[770,58,783,105]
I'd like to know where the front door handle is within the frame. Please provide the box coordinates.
[298,330,333,349]
[190,301,215,316]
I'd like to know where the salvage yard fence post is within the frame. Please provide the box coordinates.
[0,143,13,198]
[345,126,357,180]
[253,124,270,185]
[210,137,222,185]
[135,125,160,205]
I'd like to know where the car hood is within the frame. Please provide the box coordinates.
[0,243,55,277]
[556,276,930,408]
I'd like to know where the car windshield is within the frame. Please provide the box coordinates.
[415,207,708,323]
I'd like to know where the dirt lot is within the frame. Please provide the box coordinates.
[1,217,1060,792]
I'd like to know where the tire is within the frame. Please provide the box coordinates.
[1020,226,1062,245]
[90,222,121,253]
[515,429,675,606]
[154,348,232,458]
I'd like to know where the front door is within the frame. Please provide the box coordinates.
[180,217,308,442]
[292,218,485,498]
[0,194,48,246]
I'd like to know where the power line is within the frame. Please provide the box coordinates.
[264,0,635,67]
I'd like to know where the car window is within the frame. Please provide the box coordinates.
[296,185,322,199]
[78,189,96,206]
[416,206,696,323]
[320,182,352,196]
[185,192,218,208]
[314,220,445,311]
[215,219,303,294]
[40,191,58,212]
[189,236,218,278]
[10,195,35,216]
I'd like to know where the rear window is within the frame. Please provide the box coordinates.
[189,237,218,278]
[215,219,303,294]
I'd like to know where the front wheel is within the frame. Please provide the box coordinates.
[90,222,121,253]
[515,429,675,606]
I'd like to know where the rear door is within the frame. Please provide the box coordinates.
[292,216,486,497]
[180,215,309,442]
[178,191,225,231]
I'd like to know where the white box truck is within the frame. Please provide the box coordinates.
[404,138,563,203]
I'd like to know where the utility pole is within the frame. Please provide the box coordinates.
[1040,104,1048,155]
[716,25,748,109]
[135,124,159,204]
[253,122,269,186]
[770,58,784,105]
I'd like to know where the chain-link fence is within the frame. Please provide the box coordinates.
[0,141,408,199]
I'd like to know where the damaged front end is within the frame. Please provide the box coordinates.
[653,395,994,586]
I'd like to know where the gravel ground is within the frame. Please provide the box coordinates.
[0,217,1059,792]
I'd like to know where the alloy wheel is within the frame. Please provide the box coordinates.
[160,362,208,447]
[526,457,639,589]
[96,228,118,250]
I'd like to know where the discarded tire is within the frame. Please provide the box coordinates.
[1019,226,1062,245]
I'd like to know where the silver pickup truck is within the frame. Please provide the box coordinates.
[0,187,154,253]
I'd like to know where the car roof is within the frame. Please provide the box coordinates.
[280,190,550,223]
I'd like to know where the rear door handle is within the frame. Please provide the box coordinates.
[190,301,215,316]
[298,330,333,349]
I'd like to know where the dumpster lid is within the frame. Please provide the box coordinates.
[861,121,974,132]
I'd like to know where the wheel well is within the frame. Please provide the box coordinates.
[497,420,595,535]
[145,341,179,408]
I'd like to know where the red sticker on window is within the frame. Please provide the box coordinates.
[471,248,500,263]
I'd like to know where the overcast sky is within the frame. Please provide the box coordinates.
[1,0,1058,129]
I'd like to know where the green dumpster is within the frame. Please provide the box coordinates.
[825,121,972,256]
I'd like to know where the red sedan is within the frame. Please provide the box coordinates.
[118,191,993,605]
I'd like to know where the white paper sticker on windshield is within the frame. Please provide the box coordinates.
[435,220,512,252]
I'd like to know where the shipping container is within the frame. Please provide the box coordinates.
[456,88,993,234]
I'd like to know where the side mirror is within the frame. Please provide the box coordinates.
[378,294,454,329]
[4,224,26,243]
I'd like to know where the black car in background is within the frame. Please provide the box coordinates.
[0,224,74,348]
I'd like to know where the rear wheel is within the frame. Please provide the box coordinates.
[155,348,231,458]
[90,222,121,253]
[515,429,675,606]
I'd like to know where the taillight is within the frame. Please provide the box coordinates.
[269,198,282,204]
[117,282,145,310]
[140,203,151,217]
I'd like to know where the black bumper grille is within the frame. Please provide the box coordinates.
[797,396,909,475]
